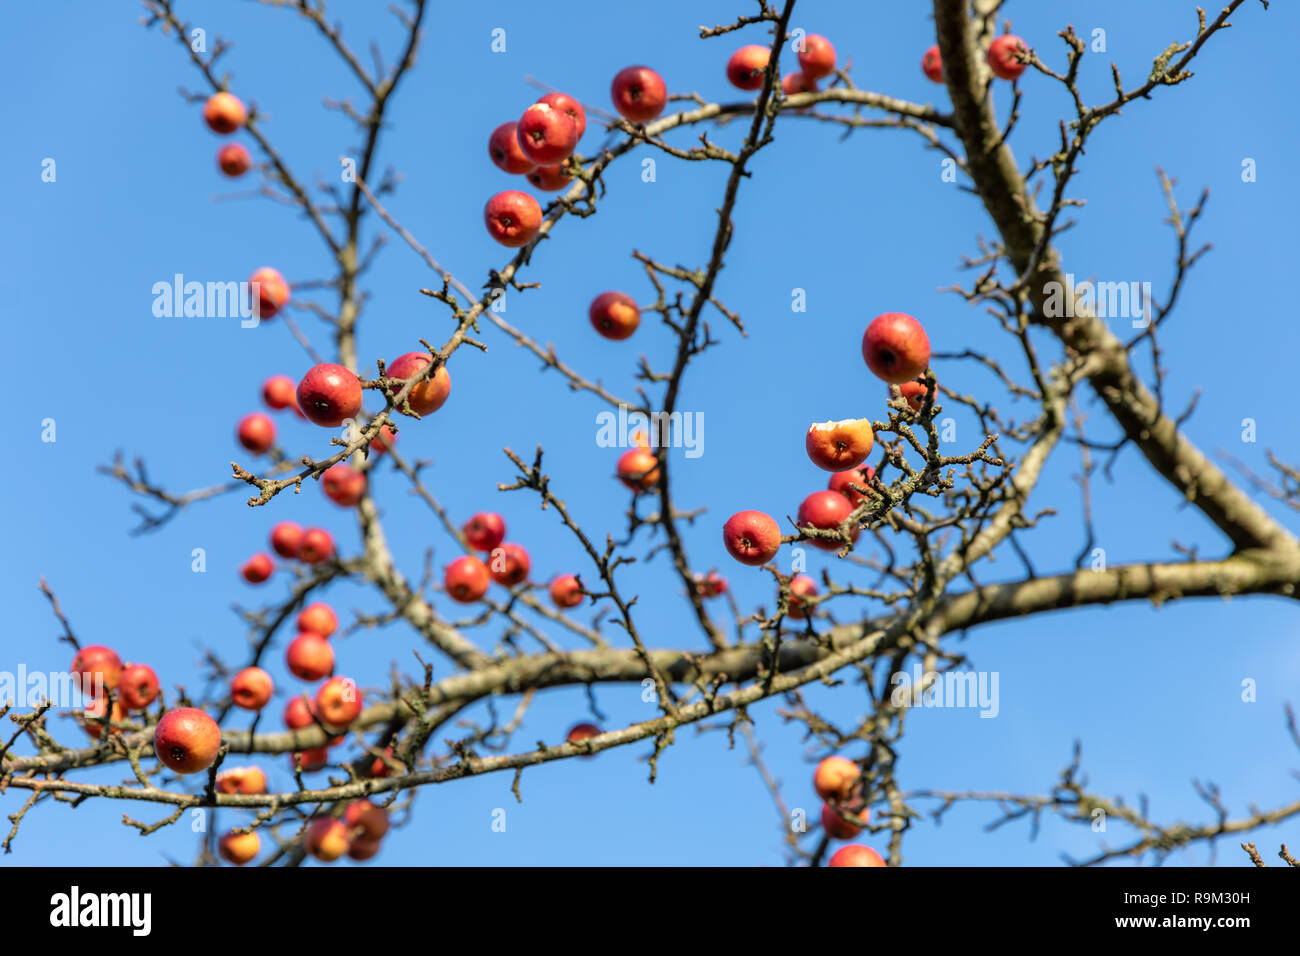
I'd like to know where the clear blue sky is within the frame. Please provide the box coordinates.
[3,0,1298,867]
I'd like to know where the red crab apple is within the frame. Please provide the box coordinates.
[283,695,316,730]
[861,312,931,385]
[297,602,338,639]
[797,34,837,80]
[219,830,260,865]
[241,553,274,583]
[528,164,572,191]
[217,142,252,177]
[368,746,405,778]
[611,65,668,123]
[822,801,869,840]
[347,837,382,861]
[71,645,122,692]
[463,512,506,552]
[286,633,334,682]
[987,34,1029,80]
[270,521,303,559]
[203,91,246,134]
[79,697,128,739]
[386,352,451,416]
[297,363,362,427]
[786,574,819,620]
[118,664,159,711]
[805,418,875,472]
[489,542,531,587]
[549,574,584,608]
[305,818,351,862]
[828,464,876,505]
[896,380,931,413]
[298,527,335,564]
[727,45,770,90]
[589,291,641,340]
[566,722,600,756]
[231,666,274,711]
[616,447,660,492]
[828,844,887,867]
[368,424,397,457]
[294,747,330,772]
[723,510,781,566]
[516,101,579,165]
[322,463,367,506]
[538,91,587,137]
[262,375,297,410]
[813,755,860,800]
[693,570,727,599]
[216,766,268,795]
[782,71,818,98]
[484,189,543,247]
[316,677,363,730]
[922,45,944,83]
[344,800,390,841]
[797,490,859,551]
[487,121,536,175]
[249,266,290,319]
[237,412,276,454]
[445,555,491,603]
[154,707,222,774]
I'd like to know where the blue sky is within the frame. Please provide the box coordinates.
[3,0,1298,867]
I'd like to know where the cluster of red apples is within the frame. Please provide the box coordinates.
[920,33,1030,84]
[813,755,885,866]
[721,312,932,618]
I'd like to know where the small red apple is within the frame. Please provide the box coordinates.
[549,573,584,608]
[283,695,316,730]
[797,490,859,551]
[298,527,336,564]
[786,574,819,620]
[368,423,397,457]
[828,844,887,867]
[484,189,543,248]
[71,645,122,692]
[241,553,274,584]
[297,363,363,427]
[463,512,506,552]
[722,510,782,566]
[566,722,600,756]
[386,352,451,416]
[516,101,579,166]
[692,570,727,599]
[79,697,128,739]
[589,291,641,340]
[782,71,818,97]
[316,677,362,730]
[368,746,405,778]
[797,34,836,80]
[527,164,572,191]
[237,412,276,455]
[217,142,252,177]
[896,380,931,413]
[616,447,660,492]
[922,45,944,83]
[216,766,268,795]
[297,602,338,639]
[727,45,770,90]
[262,375,297,410]
[344,799,390,840]
[489,542,530,587]
[488,121,536,174]
[322,463,367,507]
[861,312,931,385]
[805,418,875,472]
[286,633,334,682]
[538,91,587,137]
[231,666,274,711]
[828,464,876,505]
[294,746,331,772]
[304,818,350,862]
[445,555,491,603]
[611,66,668,123]
[118,664,160,711]
[249,266,290,319]
[203,91,246,134]
[988,34,1029,80]
[270,521,303,559]
[813,755,860,800]
[821,801,869,840]
[347,836,382,861]
[154,707,222,774]
[218,830,260,865]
